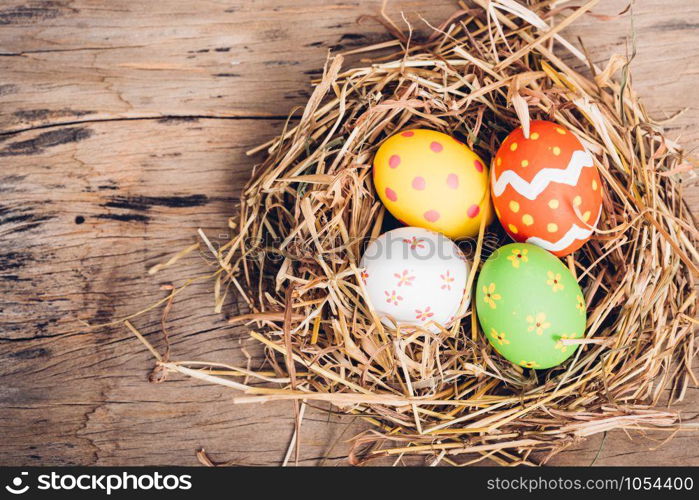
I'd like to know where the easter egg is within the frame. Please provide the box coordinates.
[373,129,492,239]
[491,120,603,256]
[360,227,470,331]
[475,243,586,369]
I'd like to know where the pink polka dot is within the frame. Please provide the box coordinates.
[424,210,440,222]
[389,155,401,168]
[412,176,426,190]
[474,160,484,173]
[446,173,459,189]
[467,205,480,218]
[401,131,414,137]
[430,141,443,153]
[385,187,397,202]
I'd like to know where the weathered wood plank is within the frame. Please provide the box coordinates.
[0,0,457,132]
[1,0,697,466]
[0,118,370,466]
[562,0,699,155]
[2,0,698,142]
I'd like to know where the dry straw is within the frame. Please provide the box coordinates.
[129,0,699,465]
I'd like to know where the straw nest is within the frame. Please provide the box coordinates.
[131,0,699,465]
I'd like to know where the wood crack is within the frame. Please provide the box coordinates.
[0,114,295,137]
[0,45,148,57]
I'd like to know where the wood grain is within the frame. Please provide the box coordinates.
[1,0,697,466]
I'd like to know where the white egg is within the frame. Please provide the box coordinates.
[359,227,470,331]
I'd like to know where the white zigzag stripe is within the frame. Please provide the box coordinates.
[526,205,602,252]
[492,149,594,200]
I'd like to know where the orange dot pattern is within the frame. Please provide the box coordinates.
[491,120,604,257]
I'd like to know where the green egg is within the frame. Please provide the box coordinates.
[475,243,587,369]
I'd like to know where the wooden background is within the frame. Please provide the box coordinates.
[1,0,698,466]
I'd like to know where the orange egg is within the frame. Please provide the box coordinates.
[491,120,603,257]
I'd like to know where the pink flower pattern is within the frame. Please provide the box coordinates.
[440,270,455,290]
[360,270,369,284]
[415,307,435,321]
[402,237,425,250]
[394,269,415,287]
[384,290,403,306]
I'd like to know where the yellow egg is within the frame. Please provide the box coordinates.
[373,129,492,239]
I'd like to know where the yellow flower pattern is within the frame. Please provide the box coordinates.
[546,271,564,292]
[506,248,528,268]
[521,360,540,369]
[576,295,585,313]
[526,312,551,336]
[554,334,574,353]
[482,282,502,309]
[490,328,510,346]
